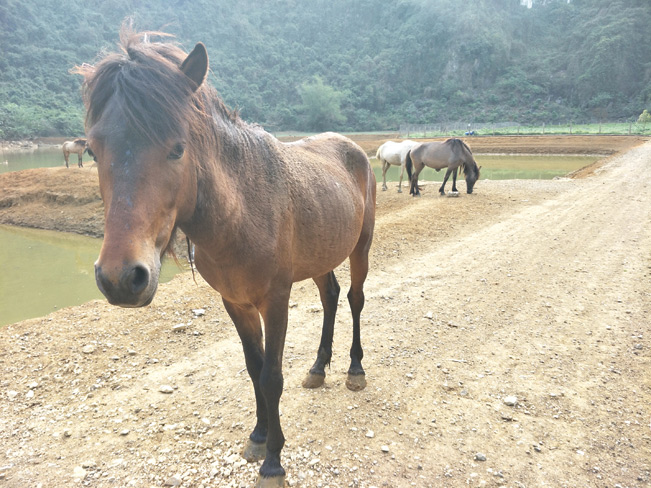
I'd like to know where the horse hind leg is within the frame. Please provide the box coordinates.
[345,225,373,391]
[63,151,69,168]
[397,163,405,193]
[302,271,340,388]
[381,160,389,191]
[410,165,424,197]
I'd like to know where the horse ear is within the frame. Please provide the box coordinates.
[180,42,209,91]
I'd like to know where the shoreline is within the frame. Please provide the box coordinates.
[1,137,72,151]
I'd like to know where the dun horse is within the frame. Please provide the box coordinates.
[75,27,375,487]
[375,139,420,192]
[62,138,88,168]
[406,138,481,196]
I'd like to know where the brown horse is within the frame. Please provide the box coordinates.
[75,27,375,487]
[406,138,481,196]
[62,138,87,168]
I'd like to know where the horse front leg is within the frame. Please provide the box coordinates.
[256,285,291,486]
[222,299,268,462]
[439,167,454,195]
[78,153,83,168]
[450,167,459,193]
[303,271,339,388]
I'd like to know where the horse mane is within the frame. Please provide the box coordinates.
[444,138,478,177]
[72,22,238,152]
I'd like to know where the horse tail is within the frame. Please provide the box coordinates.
[406,150,419,195]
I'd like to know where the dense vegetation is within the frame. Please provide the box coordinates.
[1,0,649,139]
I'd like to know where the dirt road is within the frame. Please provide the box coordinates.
[1,137,649,487]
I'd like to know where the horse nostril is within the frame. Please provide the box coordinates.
[128,264,150,295]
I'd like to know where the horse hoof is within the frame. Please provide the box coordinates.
[256,474,286,488]
[346,373,367,391]
[302,372,325,389]
[382,186,387,191]
[243,439,266,462]
[397,189,402,193]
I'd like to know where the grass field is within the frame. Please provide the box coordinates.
[402,122,651,138]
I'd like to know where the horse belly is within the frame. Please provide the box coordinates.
[291,189,364,282]
[386,153,402,166]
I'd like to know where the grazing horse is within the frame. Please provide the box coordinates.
[406,138,481,196]
[375,139,420,192]
[62,138,87,168]
[75,27,375,488]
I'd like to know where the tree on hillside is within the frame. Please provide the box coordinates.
[1,0,650,137]
[638,109,651,130]
[297,77,346,131]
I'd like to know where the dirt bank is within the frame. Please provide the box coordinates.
[0,135,646,238]
[0,136,649,487]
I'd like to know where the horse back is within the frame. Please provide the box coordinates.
[378,140,419,165]
[280,132,375,280]
[285,133,372,186]
[412,138,469,170]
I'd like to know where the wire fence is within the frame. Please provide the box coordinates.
[399,121,650,138]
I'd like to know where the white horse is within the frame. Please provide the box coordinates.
[62,138,88,168]
[375,140,421,192]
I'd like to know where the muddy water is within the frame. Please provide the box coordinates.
[371,154,600,182]
[5,148,599,180]
[1,147,73,174]
[0,225,182,326]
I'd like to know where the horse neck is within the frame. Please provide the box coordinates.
[181,110,273,246]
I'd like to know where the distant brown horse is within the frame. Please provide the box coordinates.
[75,26,375,488]
[62,138,87,168]
[406,138,481,196]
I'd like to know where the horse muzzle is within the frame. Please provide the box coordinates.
[95,260,159,307]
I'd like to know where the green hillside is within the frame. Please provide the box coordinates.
[1,0,649,139]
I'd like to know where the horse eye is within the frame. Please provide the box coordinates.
[168,143,185,160]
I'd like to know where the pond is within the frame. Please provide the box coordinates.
[4,147,600,181]
[1,146,73,174]
[370,154,600,182]
[0,225,182,327]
